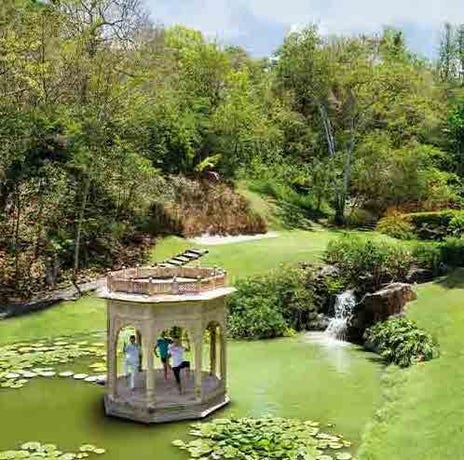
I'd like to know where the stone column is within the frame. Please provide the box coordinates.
[107,308,118,398]
[209,326,217,376]
[142,326,155,400]
[219,325,227,390]
[136,330,143,372]
[193,329,203,401]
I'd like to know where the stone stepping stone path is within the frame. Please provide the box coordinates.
[162,248,208,268]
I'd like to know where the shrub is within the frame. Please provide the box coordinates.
[448,214,464,237]
[344,207,378,229]
[325,236,414,291]
[407,210,455,229]
[376,213,414,240]
[364,317,439,367]
[409,242,442,273]
[440,237,464,266]
[227,266,319,339]
[227,297,289,339]
[405,210,464,241]
[156,176,267,237]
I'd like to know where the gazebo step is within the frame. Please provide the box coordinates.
[157,248,209,268]
[166,259,183,266]
[172,256,191,263]
[187,248,208,256]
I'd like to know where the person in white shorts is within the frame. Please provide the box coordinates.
[168,337,190,393]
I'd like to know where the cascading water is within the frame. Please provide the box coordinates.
[325,290,356,341]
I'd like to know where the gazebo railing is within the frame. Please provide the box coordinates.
[106,265,227,295]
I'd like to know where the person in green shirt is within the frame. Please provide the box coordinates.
[155,332,172,380]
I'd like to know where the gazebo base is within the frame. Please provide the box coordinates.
[104,370,229,423]
[104,392,229,424]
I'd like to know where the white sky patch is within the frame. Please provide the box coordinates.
[247,0,464,29]
[146,0,464,57]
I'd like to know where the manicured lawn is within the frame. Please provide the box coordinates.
[358,269,464,459]
[150,229,386,282]
[0,295,106,345]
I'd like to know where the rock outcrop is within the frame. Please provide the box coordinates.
[349,283,417,340]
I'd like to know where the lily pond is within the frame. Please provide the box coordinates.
[0,300,382,460]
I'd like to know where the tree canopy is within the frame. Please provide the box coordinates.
[1,1,464,299]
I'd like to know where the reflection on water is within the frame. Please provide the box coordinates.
[250,385,281,417]
[304,332,354,374]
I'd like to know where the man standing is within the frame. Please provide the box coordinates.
[123,335,140,391]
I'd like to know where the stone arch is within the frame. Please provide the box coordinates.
[203,320,225,378]
[116,325,143,377]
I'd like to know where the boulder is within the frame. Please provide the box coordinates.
[406,268,435,284]
[349,283,417,340]
[308,313,332,331]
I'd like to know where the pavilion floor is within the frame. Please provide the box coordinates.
[114,369,222,406]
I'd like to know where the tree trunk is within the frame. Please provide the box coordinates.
[72,176,91,290]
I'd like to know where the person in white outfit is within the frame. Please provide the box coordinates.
[123,335,140,390]
[168,337,190,394]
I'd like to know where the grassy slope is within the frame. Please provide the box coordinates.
[0,295,106,345]
[359,269,464,459]
[235,181,285,230]
[150,229,386,282]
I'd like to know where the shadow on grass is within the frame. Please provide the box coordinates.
[437,268,464,289]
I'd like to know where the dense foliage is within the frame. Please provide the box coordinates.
[364,317,439,367]
[227,267,321,339]
[2,1,464,300]
[377,210,464,240]
[326,234,464,292]
[325,236,414,291]
[173,417,353,460]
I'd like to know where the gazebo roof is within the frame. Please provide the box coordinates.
[99,265,235,303]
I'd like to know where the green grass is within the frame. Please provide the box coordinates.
[236,181,285,230]
[150,229,387,282]
[358,269,464,459]
[150,235,194,263]
[0,295,106,345]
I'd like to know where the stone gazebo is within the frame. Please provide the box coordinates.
[100,265,235,423]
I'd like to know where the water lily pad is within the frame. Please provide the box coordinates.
[39,371,56,377]
[0,451,19,459]
[329,442,344,449]
[5,373,20,379]
[335,453,352,460]
[21,371,37,378]
[20,442,41,451]
[58,372,74,377]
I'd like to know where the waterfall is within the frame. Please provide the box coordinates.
[325,290,356,341]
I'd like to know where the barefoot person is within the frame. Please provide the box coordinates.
[168,337,190,393]
[123,335,140,390]
[155,332,172,380]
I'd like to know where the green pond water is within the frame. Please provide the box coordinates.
[0,331,383,459]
